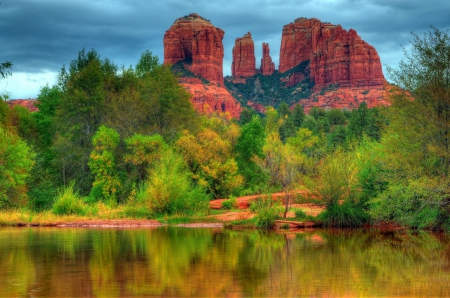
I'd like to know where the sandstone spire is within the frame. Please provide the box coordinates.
[232,32,256,77]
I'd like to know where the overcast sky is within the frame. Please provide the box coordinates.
[1,0,450,99]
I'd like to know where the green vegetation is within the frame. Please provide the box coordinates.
[1,27,450,231]
[224,60,314,108]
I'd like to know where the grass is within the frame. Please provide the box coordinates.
[318,202,369,228]
[223,218,257,230]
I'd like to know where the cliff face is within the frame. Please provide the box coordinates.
[232,32,256,77]
[260,43,275,76]
[179,78,241,118]
[279,18,385,89]
[164,13,225,85]
[164,13,241,117]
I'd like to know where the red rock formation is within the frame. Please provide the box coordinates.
[164,13,225,85]
[179,78,241,118]
[297,84,391,113]
[6,99,38,112]
[260,42,275,76]
[279,18,385,89]
[232,32,256,77]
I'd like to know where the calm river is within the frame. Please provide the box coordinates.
[1,227,450,297]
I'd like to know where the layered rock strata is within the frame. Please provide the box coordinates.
[232,32,256,77]
[260,42,275,76]
[279,17,385,89]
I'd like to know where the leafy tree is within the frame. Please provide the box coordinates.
[387,27,450,176]
[348,102,370,140]
[239,107,257,125]
[326,108,347,125]
[54,49,117,193]
[144,149,210,214]
[0,126,35,208]
[257,129,317,217]
[176,129,242,198]
[291,104,305,128]
[327,125,348,149]
[124,133,167,183]
[34,85,61,149]
[133,50,198,140]
[235,116,267,190]
[88,125,121,205]
[277,102,291,119]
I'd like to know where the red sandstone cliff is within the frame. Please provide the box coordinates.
[164,13,225,85]
[279,18,385,90]
[232,32,256,77]
[260,43,275,76]
[179,78,241,118]
[164,13,241,118]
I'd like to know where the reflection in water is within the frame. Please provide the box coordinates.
[0,227,449,297]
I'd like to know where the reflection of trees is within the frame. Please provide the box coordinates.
[1,227,450,297]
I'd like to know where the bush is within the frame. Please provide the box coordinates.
[293,208,307,219]
[52,182,86,216]
[221,197,237,210]
[145,149,210,215]
[318,202,368,228]
[251,196,280,229]
[369,178,445,229]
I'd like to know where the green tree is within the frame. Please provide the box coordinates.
[88,125,121,205]
[144,149,210,214]
[235,116,267,191]
[387,27,450,176]
[291,104,305,128]
[124,134,167,183]
[0,126,35,208]
[177,129,243,198]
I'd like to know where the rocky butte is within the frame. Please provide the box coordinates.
[164,13,241,118]
[226,17,389,112]
[279,17,385,90]
[232,32,256,77]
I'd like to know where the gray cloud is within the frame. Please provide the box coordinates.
[1,0,450,98]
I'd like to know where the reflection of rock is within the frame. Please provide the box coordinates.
[232,32,256,77]
[164,13,225,85]
[179,78,241,119]
[260,42,275,76]
[6,99,38,112]
[279,17,385,89]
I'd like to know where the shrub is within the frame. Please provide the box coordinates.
[145,149,210,215]
[221,197,237,210]
[52,182,86,216]
[318,202,368,228]
[293,208,307,219]
[251,196,280,229]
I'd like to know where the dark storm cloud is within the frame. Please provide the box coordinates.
[1,0,450,98]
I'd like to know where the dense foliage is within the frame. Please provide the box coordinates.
[1,27,449,230]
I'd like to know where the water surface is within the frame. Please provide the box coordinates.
[1,227,450,297]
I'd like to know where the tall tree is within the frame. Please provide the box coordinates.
[387,27,450,176]
[0,126,35,208]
